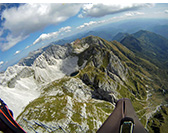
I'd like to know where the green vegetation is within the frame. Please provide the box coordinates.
[147,106,168,133]
[76,35,167,132]
[17,76,115,132]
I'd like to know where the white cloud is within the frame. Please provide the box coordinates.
[0,3,82,51]
[0,60,8,69]
[79,3,154,18]
[0,61,4,66]
[58,26,72,33]
[0,34,28,51]
[33,32,58,45]
[125,11,144,17]
[77,21,99,29]
[165,10,168,13]
[33,26,72,45]
[78,13,84,18]
[14,50,20,55]
[76,19,116,30]
[0,61,4,68]
[25,45,30,49]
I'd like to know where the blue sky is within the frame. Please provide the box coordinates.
[0,3,168,71]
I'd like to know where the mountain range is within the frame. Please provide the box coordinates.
[0,30,168,133]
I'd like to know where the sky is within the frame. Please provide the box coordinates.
[0,2,168,72]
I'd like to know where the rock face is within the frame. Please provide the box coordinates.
[0,33,167,132]
[17,77,114,132]
[0,44,78,118]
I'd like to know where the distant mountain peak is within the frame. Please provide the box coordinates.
[133,29,167,40]
[120,34,142,52]
[120,30,168,69]
[112,32,130,42]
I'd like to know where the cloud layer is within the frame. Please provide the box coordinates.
[125,11,145,17]
[0,3,82,51]
[76,11,145,30]
[79,3,154,18]
[33,26,71,45]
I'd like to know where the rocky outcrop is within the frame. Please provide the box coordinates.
[76,38,128,104]
[32,45,79,83]
[107,52,127,81]
[17,77,114,132]
[0,65,34,87]
[18,49,44,66]
[7,67,34,88]
[44,44,72,60]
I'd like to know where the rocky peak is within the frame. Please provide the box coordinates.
[80,36,107,48]
[44,44,72,60]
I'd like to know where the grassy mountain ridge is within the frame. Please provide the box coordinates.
[112,40,167,91]
[118,30,168,95]
[119,30,168,69]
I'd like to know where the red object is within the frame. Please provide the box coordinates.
[0,99,26,133]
